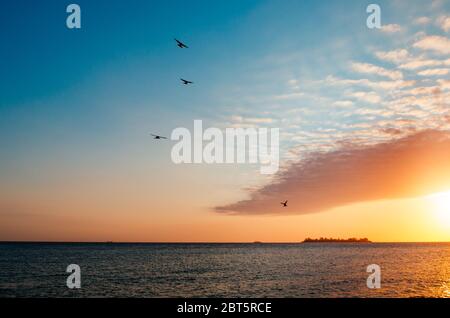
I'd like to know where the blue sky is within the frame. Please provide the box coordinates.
[1,0,450,241]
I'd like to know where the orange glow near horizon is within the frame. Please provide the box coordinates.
[3,134,450,243]
[1,194,450,243]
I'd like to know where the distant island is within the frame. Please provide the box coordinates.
[302,237,371,243]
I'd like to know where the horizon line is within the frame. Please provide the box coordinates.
[1,240,450,244]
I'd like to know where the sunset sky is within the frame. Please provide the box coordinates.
[1,0,450,242]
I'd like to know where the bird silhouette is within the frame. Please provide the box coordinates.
[175,39,188,49]
[280,200,288,207]
[180,78,194,85]
[150,134,168,140]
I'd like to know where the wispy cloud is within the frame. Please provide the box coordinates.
[350,91,381,104]
[324,75,415,90]
[417,68,450,76]
[399,58,445,70]
[438,79,450,90]
[413,35,450,54]
[332,100,354,108]
[437,15,450,32]
[214,1,450,198]
[414,17,431,25]
[273,92,305,100]
[381,24,402,33]
[375,49,410,64]
[351,62,403,80]
[230,115,274,125]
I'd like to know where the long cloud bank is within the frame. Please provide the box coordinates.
[215,130,450,215]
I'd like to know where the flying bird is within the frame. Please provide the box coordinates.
[150,134,168,140]
[175,39,188,49]
[180,78,194,85]
[280,200,288,207]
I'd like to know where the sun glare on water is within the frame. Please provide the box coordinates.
[428,191,450,228]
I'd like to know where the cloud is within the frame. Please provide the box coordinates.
[230,115,274,124]
[324,75,415,90]
[375,49,410,64]
[350,91,381,104]
[438,16,450,32]
[215,130,450,215]
[353,107,393,117]
[351,62,403,80]
[399,58,444,70]
[332,100,354,108]
[381,24,402,33]
[413,35,450,54]
[379,127,404,136]
[401,85,441,96]
[414,17,431,25]
[274,92,305,100]
[286,79,301,90]
[438,79,450,90]
[417,68,450,76]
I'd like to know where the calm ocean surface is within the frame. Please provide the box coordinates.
[0,243,449,298]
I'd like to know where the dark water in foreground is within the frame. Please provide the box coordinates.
[0,243,449,298]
